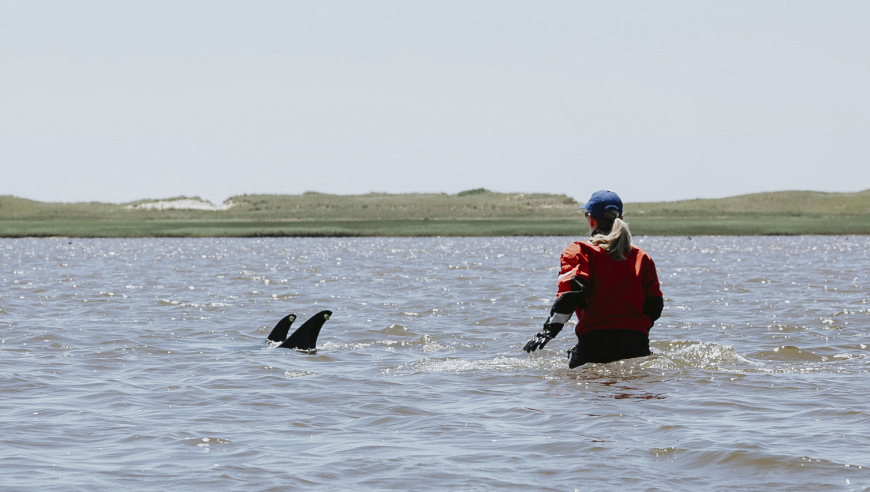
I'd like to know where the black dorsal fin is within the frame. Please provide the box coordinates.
[266,314,297,343]
[279,310,332,350]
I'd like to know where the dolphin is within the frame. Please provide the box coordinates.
[268,310,332,352]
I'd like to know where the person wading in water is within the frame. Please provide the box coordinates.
[523,190,664,368]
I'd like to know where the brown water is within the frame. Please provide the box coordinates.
[1,236,868,491]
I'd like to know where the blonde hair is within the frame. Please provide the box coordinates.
[589,209,632,260]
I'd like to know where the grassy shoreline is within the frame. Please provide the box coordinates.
[2,216,869,237]
[1,189,868,237]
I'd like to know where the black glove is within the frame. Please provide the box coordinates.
[524,313,568,352]
[524,329,555,352]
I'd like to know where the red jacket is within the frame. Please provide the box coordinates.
[558,241,662,336]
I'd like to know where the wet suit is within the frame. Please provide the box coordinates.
[557,241,663,368]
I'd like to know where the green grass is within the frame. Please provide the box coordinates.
[627,216,870,236]
[1,189,868,237]
[1,216,868,237]
[0,190,581,221]
[0,219,584,238]
[630,189,870,216]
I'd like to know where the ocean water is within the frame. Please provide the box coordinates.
[1,236,868,491]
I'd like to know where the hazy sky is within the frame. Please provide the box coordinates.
[2,1,869,204]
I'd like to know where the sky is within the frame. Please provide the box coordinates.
[2,1,869,205]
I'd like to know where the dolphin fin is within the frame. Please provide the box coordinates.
[266,314,297,343]
[278,310,332,351]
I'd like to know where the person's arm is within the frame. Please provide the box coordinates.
[642,255,663,327]
[524,244,590,353]
[547,277,589,331]
[524,278,588,352]
[643,296,663,323]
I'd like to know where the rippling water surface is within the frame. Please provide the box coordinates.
[1,236,869,491]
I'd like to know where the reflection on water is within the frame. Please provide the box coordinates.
[0,236,868,490]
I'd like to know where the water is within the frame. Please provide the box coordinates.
[1,236,868,491]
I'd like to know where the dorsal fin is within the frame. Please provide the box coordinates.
[279,310,332,351]
[266,314,297,343]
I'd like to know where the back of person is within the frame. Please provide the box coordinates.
[561,241,660,336]
[523,190,664,368]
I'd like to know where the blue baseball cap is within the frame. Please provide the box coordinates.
[579,190,623,220]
